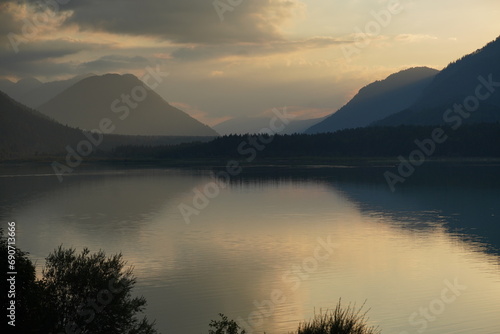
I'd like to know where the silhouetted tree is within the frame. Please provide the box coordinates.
[41,246,158,334]
[208,313,246,334]
[1,228,46,333]
[0,229,158,333]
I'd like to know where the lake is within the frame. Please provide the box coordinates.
[1,162,499,333]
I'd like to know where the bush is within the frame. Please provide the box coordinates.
[41,246,158,334]
[207,300,380,334]
[1,228,45,333]
[208,313,246,334]
[0,229,159,334]
[295,300,380,334]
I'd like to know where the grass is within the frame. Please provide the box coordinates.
[294,300,381,334]
[210,300,381,334]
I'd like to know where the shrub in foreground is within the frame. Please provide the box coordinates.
[0,228,158,334]
[210,300,380,334]
[295,300,380,334]
[42,246,158,334]
[209,313,246,334]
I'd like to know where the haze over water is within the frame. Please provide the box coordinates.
[0,164,499,333]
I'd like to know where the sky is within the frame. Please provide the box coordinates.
[1,0,499,125]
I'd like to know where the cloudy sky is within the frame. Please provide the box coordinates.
[1,0,499,125]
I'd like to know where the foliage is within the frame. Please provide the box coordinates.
[0,228,45,333]
[41,246,158,334]
[110,123,500,161]
[0,229,158,334]
[295,300,380,334]
[206,301,380,334]
[208,313,247,334]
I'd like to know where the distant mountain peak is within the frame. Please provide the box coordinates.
[38,73,218,136]
[375,35,500,126]
[305,66,438,134]
[385,66,438,82]
[0,89,85,159]
[15,76,42,86]
[213,115,324,135]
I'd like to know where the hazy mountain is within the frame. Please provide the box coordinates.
[22,74,95,108]
[213,116,324,135]
[376,36,500,126]
[305,67,438,134]
[0,90,216,160]
[0,74,94,108]
[38,73,218,136]
[0,79,14,92]
[0,90,86,159]
[1,77,43,102]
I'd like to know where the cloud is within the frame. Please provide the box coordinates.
[0,0,70,36]
[78,55,151,73]
[0,2,22,35]
[170,101,229,127]
[394,34,438,43]
[0,0,305,51]
[36,0,305,44]
[170,36,352,62]
[259,105,334,120]
[0,38,99,77]
[1,38,93,61]
[210,70,224,77]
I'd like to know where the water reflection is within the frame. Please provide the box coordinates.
[227,164,500,255]
[0,166,202,265]
[0,164,499,333]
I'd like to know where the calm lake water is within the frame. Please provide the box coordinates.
[1,163,499,333]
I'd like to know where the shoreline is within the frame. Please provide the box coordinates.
[1,156,499,172]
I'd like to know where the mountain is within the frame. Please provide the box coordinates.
[1,77,43,102]
[375,36,500,126]
[213,116,324,135]
[38,74,218,136]
[305,67,438,134]
[22,74,95,108]
[0,90,217,160]
[0,79,14,92]
[0,74,94,108]
[0,90,87,159]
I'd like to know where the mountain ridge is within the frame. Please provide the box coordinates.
[305,67,438,133]
[0,90,217,161]
[375,35,500,126]
[213,116,325,135]
[0,89,86,159]
[38,74,218,136]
